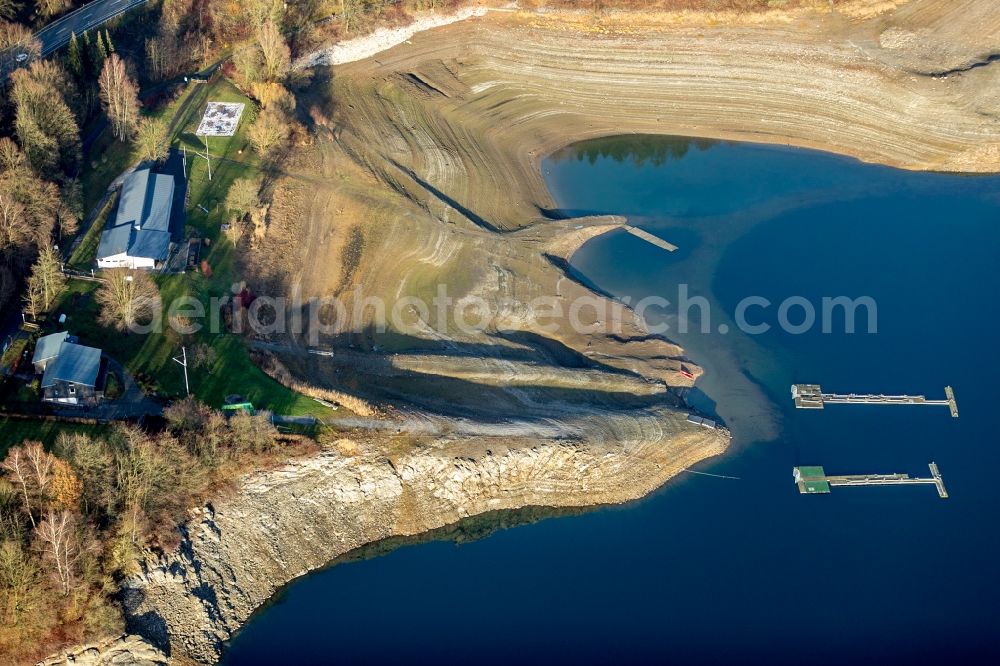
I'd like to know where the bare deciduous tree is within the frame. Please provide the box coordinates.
[257,19,291,82]
[1,442,54,528]
[0,21,40,56]
[98,54,141,142]
[11,63,81,176]
[96,268,160,332]
[23,242,66,319]
[225,177,262,217]
[0,1,21,21]
[0,194,27,252]
[0,540,40,624]
[0,137,24,172]
[134,117,169,163]
[248,107,290,157]
[34,508,83,596]
[35,0,70,19]
[340,0,364,35]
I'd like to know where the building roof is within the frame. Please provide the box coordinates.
[97,169,175,261]
[41,342,102,389]
[32,331,69,365]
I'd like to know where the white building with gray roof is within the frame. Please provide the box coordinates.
[97,168,176,270]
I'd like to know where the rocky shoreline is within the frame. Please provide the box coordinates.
[121,418,726,662]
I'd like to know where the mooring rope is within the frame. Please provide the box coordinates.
[680,469,741,480]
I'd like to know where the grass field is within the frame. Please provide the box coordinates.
[0,418,111,457]
[81,83,208,212]
[68,192,118,269]
[52,77,330,418]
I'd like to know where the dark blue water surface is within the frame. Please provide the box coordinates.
[222,136,1000,664]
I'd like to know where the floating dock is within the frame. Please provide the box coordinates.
[794,463,948,499]
[623,225,678,252]
[791,384,958,418]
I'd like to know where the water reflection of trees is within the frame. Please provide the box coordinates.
[552,135,720,167]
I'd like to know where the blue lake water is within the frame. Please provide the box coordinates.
[222,136,1000,663]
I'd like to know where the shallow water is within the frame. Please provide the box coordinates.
[222,136,1000,664]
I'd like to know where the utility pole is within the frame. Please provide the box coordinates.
[172,346,190,395]
[203,134,212,181]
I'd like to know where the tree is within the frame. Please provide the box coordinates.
[1,161,61,247]
[99,55,141,142]
[57,179,82,240]
[248,107,290,157]
[251,81,295,114]
[228,411,277,455]
[23,242,66,319]
[49,460,82,511]
[0,22,37,54]
[95,268,160,332]
[103,29,114,54]
[34,508,84,596]
[36,0,69,18]
[1,442,54,528]
[108,426,202,545]
[55,433,115,520]
[0,137,24,172]
[0,0,21,21]
[340,0,363,35]
[232,43,265,86]
[225,177,262,217]
[134,117,169,163]
[66,32,83,80]
[0,194,27,253]
[257,19,290,82]
[11,63,82,176]
[0,540,40,625]
[94,30,108,65]
[81,30,93,73]
[241,0,283,30]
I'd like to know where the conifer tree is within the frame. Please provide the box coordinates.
[66,32,83,80]
[81,31,93,76]
[92,31,107,74]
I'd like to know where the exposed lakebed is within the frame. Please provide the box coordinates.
[222,136,1000,663]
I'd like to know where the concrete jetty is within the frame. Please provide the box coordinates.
[791,384,958,418]
[794,463,948,498]
[622,225,678,252]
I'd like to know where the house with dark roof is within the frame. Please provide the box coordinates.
[97,168,176,270]
[36,337,105,406]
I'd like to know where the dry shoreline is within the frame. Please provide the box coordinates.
[93,2,1000,663]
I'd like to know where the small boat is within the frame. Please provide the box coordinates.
[679,365,695,380]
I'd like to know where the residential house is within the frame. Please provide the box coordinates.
[96,168,176,270]
[31,331,71,373]
[38,340,104,406]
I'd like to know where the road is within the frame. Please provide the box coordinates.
[2,0,149,73]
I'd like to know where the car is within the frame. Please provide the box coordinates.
[15,53,28,63]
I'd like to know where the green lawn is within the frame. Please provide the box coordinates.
[192,336,333,417]
[51,275,327,416]
[1,336,29,373]
[174,78,261,240]
[80,81,209,212]
[49,77,328,417]
[0,418,111,457]
[81,129,136,213]
[68,192,118,269]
